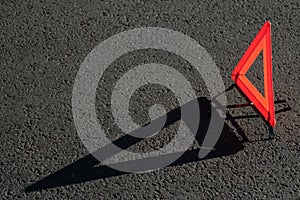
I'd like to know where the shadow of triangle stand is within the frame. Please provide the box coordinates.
[230,21,277,139]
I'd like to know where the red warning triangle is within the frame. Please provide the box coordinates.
[231,21,276,127]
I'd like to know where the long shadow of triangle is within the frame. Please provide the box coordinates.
[25,97,245,192]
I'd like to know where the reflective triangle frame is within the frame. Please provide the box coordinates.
[231,21,276,127]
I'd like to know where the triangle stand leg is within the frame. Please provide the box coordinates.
[268,125,275,140]
[225,84,277,140]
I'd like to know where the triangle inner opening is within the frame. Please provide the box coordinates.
[245,51,264,97]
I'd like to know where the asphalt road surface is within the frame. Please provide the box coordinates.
[1,0,299,199]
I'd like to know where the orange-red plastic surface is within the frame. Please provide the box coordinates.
[231,21,276,127]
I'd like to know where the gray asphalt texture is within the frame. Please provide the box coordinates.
[1,0,299,199]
